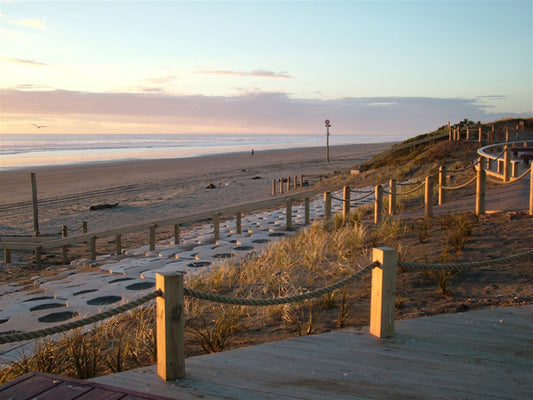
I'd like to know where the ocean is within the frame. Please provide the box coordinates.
[0,133,402,171]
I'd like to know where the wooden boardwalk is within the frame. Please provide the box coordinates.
[90,305,533,400]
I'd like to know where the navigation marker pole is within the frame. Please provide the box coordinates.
[325,119,331,163]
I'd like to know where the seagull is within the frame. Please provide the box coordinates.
[32,123,47,129]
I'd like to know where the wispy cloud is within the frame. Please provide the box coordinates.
[8,18,47,29]
[197,69,292,79]
[2,57,48,67]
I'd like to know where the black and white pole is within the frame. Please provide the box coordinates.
[325,119,331,163]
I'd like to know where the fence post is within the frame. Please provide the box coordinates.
[156,272,185,381]
[286,198,293,230]
[503,145,511,182]
[236,212,242,234]
[343,186,350,221]
[286,176,291,192]
[61,225,69,264]
[304,197,310,225]
[31,172,40,237]
[89,236,96,260]
[213,213,221,241]
[530,169,533,216]
[115,234,122,255]
[150,225,157,251]
[294,175,297,190]
[174,224,180,245]
[279,178,284,194]
[466,127,470,140]
[4,249,11,264]
[478,126,482,143]
[425,176,433,219]
[272,179,276,196]
[388,179,396,215]
[35,246,42,268]
[370,247,397,338]
[300,174,304,187]
[438,165,446,205]
[476,160,486,216]
[324,192,332,225]
[374,185,383,224]
[82,221,88,233]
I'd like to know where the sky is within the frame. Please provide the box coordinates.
[0,0,531,137]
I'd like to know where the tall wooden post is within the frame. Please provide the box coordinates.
[35,246,42,269]
[304,197,310,225]
[324,192,332,225]
[438,166,446,205]
[236,212,242,234]
[272,179,276,196]
[388,179,396,215]
[300,174,304,187]
[476,160,486,216]
[279,178,284,194]
[213,213,221,241]
[530,169,533,216]
[286,176,291,192]
[293,175,297,190]
[478,126,482,142]
[156,272,185,381]
[174,224,180,245]
[343,186,350,221]
[286,198,292,230]
[425,176,433,220]
[370,247,397,338]
[503,145,511,182]
[116,234,122,255]
[4,249,11,264]
[89,236,96,260]
[374,185,383,225]
[150,225,157,251]
[61,225,69,264]
[82,221,88,233]
[466,127,470,140]
[31,172,40,237]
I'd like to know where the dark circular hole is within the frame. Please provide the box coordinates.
[0,318,9,325]
[269,232,286,237]
[23,296,55,302]
[38,311,79,323]
[126,282,155,291]
[30,303,66,312]
[188,261,211,268]
[73,289,98,296]
[234,246,254,251]
[252,239,269,244]
[213,253,233,259]
[109,277,135,283]
[87,295,122,306]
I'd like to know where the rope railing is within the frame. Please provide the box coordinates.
[435,175,477,190]
[0,290,161,345]
[486,167,531,185]
[397,249,533,272]
[382,181,425,196]
[396,179,424,186]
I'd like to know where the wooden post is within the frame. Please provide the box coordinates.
[35,246,42,269]
[503,145,511,182]
[438,165,446,205]
[4,249,11,264]
[213,213,221,241]
[425,176,433,220]
[370,247,397,338]
[478,126,482,142]
[476,161,486,216]
[388,179,396,215]
[286,198,292,230]
[31,172,40,237]
[156,272,185,381]
[286,176,291,192]
[448,124,452,141]
[236,212,242,234]
[466,127,470,140]
[61,225,69,264]
[304,197,310,225]
[530,169,533,216]
[272,179,276,196]
[505,128,509,142]
[324,192,332,225]
[293,175,297,190]
[300,174,304,187]
[343,186,350,221]
[150,225,156,251]
[89,236,96,260]
[115,234,122,255]
[174,224,180,245]
[279,178,284,194]
[374,185,383,224]
[512,161,518,178]
[82,221,88,233]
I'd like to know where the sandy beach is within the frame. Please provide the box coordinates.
[0,142,395,236]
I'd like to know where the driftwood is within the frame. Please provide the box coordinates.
[90,203,119,211]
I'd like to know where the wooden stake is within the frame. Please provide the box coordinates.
[343,186,350,221]
[370,247,397,338]
[236,212,242,234]
[324,192,332,225]
[425,176,433,220]
[438,166,446,205]
[476,160,486,216]
[374,185,383,224]
[389,179,396,215]
[286,198,292,230]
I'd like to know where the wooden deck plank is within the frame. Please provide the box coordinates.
[87,305,533,399]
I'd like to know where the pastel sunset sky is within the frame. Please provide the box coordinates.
[0,0,531,137]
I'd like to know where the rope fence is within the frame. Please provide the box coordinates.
[435,175,477,191]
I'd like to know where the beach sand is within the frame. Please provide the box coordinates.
[0,142,395,236]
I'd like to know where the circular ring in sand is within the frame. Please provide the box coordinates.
[38,311,79,323]
[30,303,66,312]
[213,253,234,259]
[268,232,286,237]
[87,296,122,306]
[73,289,98,296]
[126,282,155,291]
[233,246,254,251]
[252,239,269,244]
[109,277,135,283]
[188,261,211,268]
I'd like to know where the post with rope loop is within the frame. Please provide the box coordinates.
[476,159,486,216]
[324,192,332,226]
[150,224,157,251]
[389,179,396,215]
[425,176,433,220]
[374,185,383,224]
[236,212,242,234]
[343,186,350,222]
[156,272,185,381]
[370,247,397,338]
[115,234,122,255]
[438,166,446,205]
[503,145,511,183]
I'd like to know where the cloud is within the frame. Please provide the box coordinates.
[1,88,530,135]
[2,57,48,67]
[197,69,292,79]
[8,18,47,29]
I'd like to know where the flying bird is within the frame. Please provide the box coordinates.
[32,123,47,129]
